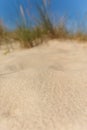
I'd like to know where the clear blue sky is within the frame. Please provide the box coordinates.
[0,0,87,29]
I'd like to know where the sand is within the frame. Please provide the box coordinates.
[0,40,87,130]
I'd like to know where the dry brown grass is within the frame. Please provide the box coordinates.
[1,0,87,48]
[73,31,87,41]
[0,23,5,41]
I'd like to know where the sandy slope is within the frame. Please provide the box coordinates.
[0,40,87,130]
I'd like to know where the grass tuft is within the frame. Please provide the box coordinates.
[1,0,87,49]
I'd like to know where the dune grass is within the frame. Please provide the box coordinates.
[0,23,5,42]
[0,0,87,49]
[11,0,69,47]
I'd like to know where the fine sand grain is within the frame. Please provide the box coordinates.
[0,40,87,130]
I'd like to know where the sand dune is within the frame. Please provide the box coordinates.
[0,40,87,130]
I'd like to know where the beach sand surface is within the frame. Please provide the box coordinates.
[0,40,87,130]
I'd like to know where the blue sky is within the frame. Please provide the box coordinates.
[0,0,87,29]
